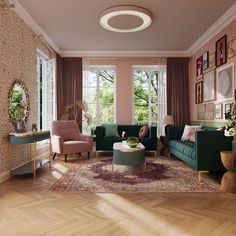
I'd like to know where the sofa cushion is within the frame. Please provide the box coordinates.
[103,124,120,137]
[169,140,196,160]
[139,126,149,138]
[181,125,202,141]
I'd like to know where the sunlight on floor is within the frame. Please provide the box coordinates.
[95,194,185,235]
[50,163,69,179]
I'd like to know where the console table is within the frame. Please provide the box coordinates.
[9,130,51,179]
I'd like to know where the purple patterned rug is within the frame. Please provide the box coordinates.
[49,156,220,193]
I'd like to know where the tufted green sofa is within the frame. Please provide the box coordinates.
[167,125,232,179]
[96,125,157,156]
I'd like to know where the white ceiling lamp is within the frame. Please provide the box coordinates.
[99,5,152,33]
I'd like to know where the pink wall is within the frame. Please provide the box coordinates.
[189,19,236,121]
[86,58,162,124]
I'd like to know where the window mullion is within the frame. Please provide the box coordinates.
[96,70,100,126]
[148,70,151,126]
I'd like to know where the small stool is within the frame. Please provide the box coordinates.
[220,151,236,194]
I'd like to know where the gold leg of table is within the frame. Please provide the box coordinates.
[29,143,32,162]
[33,141,36,179]
[49,137,52,168]
[9,144,12,175]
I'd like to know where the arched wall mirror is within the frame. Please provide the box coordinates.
[8,80,30,130]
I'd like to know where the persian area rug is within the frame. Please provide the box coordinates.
[49,156,220,193]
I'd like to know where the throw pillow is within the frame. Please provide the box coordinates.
[189,127,203,142]
[139,126,149,138]
[121,131,127,137]
[103,124,120,137]
[181,125,202,141]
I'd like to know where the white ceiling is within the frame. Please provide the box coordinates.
[14,0,236,54]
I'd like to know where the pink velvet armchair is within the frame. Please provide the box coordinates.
[51,120,93,162]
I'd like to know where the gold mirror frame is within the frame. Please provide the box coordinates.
[8,80,30,124]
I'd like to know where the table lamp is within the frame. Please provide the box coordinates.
[163,115,174,135]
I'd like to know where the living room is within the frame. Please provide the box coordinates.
[1,0,236,235]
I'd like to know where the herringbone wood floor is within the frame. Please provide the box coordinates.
[1,145,236,236]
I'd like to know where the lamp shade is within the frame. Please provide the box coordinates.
[163,115,174,125]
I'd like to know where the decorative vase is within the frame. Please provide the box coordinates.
[127,137,139,148]
[15,119,26,133]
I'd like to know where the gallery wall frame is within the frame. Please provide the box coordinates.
[216,62,234,102]
[203,51,209,70]
[195,81,203,104]
[197,103,214,120]
[215,35,227,67]
[196,55,203,79]
[225,102,232,114]
[203,69,215,102]
[228,38,236,59]
[209,52,215,68]
[215,103,222,119]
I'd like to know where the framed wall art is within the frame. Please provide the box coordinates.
[215,35,227,67]
[209,52,215,68]
[216,62,234,102]
[197,103,214,120]
[225,103,232,114]
[195,81,203,104]
[203,69,215,102]
[215,103,222,119]
[228,38,236,59]
[203,51,209,70]
[196,55,203,79]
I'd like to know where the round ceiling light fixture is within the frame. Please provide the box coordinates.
[99,5,152,33]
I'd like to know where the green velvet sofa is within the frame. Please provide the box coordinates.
[167,125,232,179]
[96,125,157,156]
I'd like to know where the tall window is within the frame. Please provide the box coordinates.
[83,66,116,134]
[36,50,56,130]
[133,65,166,135]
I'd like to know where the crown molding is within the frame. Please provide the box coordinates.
[60,50,190,58]
[188,2,236,55]
[8,0,61,54]
[7,1,236,58]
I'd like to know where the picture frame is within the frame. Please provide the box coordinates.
[215,103,222,119]
[225,103,232,114]
[203,69,215,102]
[228,38,236,59]
[195,81,203,104]
[215,35,227,67]
[203,51,209,70]
[197,103,214,120]
[216,62,234,102]
[209,52,215,68]
[196,55,203,79]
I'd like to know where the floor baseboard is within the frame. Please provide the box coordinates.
[0,171,11,184]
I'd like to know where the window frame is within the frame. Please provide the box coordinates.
[132,65,164,127]
[83,65,116,130]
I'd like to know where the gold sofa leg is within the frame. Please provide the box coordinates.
[198,171,209,181]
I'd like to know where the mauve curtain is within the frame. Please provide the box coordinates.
[56,53,64,120]
[56,56,83,131]
[167,58,189,126]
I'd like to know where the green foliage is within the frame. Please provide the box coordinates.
[9,90,23,122]
[134,70,158,125]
